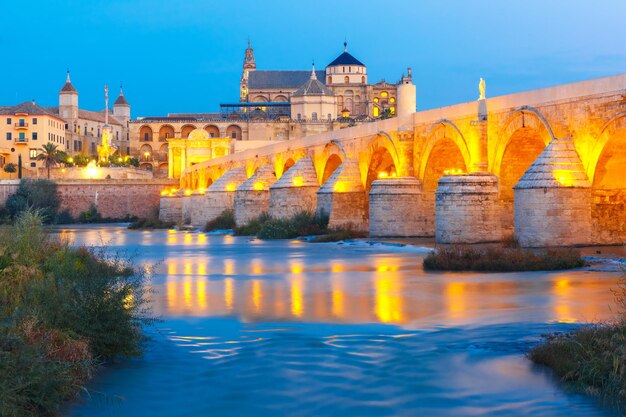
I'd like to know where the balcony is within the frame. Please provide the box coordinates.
[14,122,29,130]
[14,137,29,144]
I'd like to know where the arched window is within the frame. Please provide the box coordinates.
[344,76,349,84]
[312,112,318,121]
[327,76,332,85]
[381,91,388,98]
[361,76,365,84]
[297,113,302,120]
[327,113,331,120]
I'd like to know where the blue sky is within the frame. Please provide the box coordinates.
[1,0,625,117]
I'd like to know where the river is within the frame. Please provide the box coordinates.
[60,225,623,416]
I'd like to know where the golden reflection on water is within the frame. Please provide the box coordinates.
[156,255,617,325]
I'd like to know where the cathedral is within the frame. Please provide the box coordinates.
[240,41,411,119]
[129,42,414,177]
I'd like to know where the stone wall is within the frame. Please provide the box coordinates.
[435,173,501,244]
[514,187,592,247]
[56,179,177,219]
[592,189,626,245]
[369,177,429,237]
[0,180,20,206]
[159,196,182,223]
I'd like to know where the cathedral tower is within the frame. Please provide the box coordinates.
[59,70,78,122]
[240,40,256,102]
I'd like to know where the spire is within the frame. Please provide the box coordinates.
[114,83,130,106]
[344,40,348,52]
[311,62,317,80]
[60,69,77,93]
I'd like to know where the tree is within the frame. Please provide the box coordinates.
[3,162,17,179]
[36,142,60,179]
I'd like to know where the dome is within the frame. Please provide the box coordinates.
[327,42,365,67]
[188,128,210,141]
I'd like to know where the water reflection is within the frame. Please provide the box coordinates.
[156,256,617,326]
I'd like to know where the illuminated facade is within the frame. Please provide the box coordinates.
[169,72,626,246]
[130,42,412,177]
[0,102,67,177]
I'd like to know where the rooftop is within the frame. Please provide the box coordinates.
[249,70,326,89]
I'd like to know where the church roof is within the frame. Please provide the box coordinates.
[114,94,129,106]
[45,106,123,126]
[248,70,326,89]
[327,51,365,67]
[514,137,591,189]
[60,71,77,93]
[292,76,334,97]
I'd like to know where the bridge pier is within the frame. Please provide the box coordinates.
[316,159,368,232]
[435,173,502,244]
[269,158,319,219]
[234,165,277,226]
[159,194,182,223]
[369,177,430,237]
[514,138,592,247]
[190,167,248,227]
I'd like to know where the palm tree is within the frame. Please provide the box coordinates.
[37,142,60,179]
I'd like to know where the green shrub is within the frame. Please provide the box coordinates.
[204,209,235,232]
[257,211,329,239]
[309,228,367,242]
[423,245,585,272]
[5,179,59,223]
[128,217,175,230]
[233,213,271,236]
[0,210,152,416]
[77,204,102,223]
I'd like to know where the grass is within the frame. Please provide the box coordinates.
[308,228,367,242]
[0,210,152,417]
[233,213,271,236]
[128,217,175,230]
[423,245,585,272]
[529,273,626,408]
[204,209,235,232]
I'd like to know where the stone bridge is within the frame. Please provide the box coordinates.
[161,73,626,246]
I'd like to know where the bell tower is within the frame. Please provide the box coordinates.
[240,39,256,102]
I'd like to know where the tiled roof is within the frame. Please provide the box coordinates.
[78,109,123,126]
[248,70,326,89]
[114,95,129,106]
[292,77,334,97]
[514,137,591,189]
[0,102,62,119]
[60,82,77,93]
[327,51,365,67]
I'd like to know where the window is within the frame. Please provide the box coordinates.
[327,76,332,85]
[6,132,11,140]
[29,149,37,159]
[361,76,365,84]
[381,91,388,98]
[65,123,68,130]
[116,132,119,140]
[32,133,38,140]
[97,128,100,137]
[349,67,351,73]
[143,132,149,141]
[374,97,379,103]
[231,131,237,139]
[6,118,11,124]
[209,133,214,138]
[33,118,37,125]
[297,113,302,121]
[19,132,25,141]
[18,119,25,127]
[390,97,395,103]
[344,76,349,84]
[327,113,331,120]
[390,107,395,115]
[312,112,318,121]
[30,162,36,168]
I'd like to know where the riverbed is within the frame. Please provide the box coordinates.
[60,225,623,416]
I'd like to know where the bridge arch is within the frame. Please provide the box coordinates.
[418,120,471,192]
[362,133,401,191]
[316,141,346,185]
[493,108,552,202]
[588,112,626,184]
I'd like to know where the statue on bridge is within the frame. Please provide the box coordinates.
[478,77,486,100]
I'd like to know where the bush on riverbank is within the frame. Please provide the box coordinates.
[529,271,626,407]
[3,179,60,224]
[204,209,236,232]
[423,245,585,272]
[0,210,152,417]
[529,322,626,406]
[256,212,329,240]
[128,217,175,229]
[233,213,271,236]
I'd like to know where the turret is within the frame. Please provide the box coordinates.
[59,70,78,121]
[325,42,367,85]
[113,85,131,122]
[396,67,416,118]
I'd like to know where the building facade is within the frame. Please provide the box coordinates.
[0,102,67,177]
[130,42,413,178]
